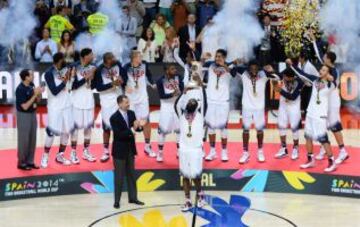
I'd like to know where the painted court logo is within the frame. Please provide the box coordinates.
[331,179,360,195]
[89,194,297,227]
[91,194,251,227]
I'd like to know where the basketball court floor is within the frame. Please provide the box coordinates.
[0,192,359,227]
[0,107,359,226]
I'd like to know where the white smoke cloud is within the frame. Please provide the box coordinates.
[319,0,360,110]
[0,0,36,65]
[319,0,360,64]
[202,0,264,62]
[0,0,36,46]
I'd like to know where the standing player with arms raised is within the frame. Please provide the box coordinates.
[310,35,349,164]
[290,60,337,172]
[203,49,238,162]
[175,94,207,212]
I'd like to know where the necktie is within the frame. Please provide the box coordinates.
[123,112,129,127]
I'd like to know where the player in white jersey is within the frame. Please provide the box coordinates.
[40,53,74,168]
[122,51,156,157]
[238,60,280,164]
[290,61,337,172]
[94,52,126,162]
[203,49,238,162]
[69,48,97,164]
[175,94,207,212]
[311,38,349,164]
[155,64,184,162]
[265,67,304,160]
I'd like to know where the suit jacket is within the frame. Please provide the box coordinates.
[178,24,201,61]
[110,110,142,160]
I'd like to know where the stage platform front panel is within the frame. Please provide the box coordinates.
[0,142,359,201]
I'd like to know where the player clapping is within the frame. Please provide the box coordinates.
[40,53,74,168]
[69,48,97,164]
[123,51,157,158]
[155,64,184,162]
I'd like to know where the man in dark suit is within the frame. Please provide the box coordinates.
[110,95,145,209]
[178,14,201,61]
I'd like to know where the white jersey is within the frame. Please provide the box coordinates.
[329,67,341,109]
[95,62,124,108]
[240,70,269,110]
[292,66,334,120]
[307,80,334,120]
[329,87,341,109]
[157,75,183,112]
[176,95,205,149]
[71,63,96,109]
[205,62,234,104]
[123,62,151,104]
[45,66,72,110]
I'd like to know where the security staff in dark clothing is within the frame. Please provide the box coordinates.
[110,95,145,209]
[15,69,42,170]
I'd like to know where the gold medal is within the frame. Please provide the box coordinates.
[187,125,192,138]
[316,82,321,105]
[251,76,257,97]
[135,80,139,89]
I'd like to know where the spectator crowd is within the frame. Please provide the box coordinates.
[0,0,296,66]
